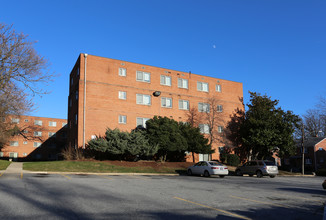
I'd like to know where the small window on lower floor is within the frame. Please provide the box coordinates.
[10,141,19,146]
[119,115,127,124]
[34,142,42,148]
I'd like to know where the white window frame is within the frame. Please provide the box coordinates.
[136,71,151,83]
[216,84,222,92]
[136,117,150,128]
[49,121,57,127]
[160,75,171,86]
[23,141,28,145]
[0,152,3,157]
[178,78,188,89]
[136,94,151,105]
[218,126,223,133]
[197,81,209,92]
[34,120,43,126]
[24,119,29,122]
[33,142,42,148]
[119,91,127,100]
[217,105,223,112]
[49,132,56,137]
[119,115,127,124]
[34,131,42,137]
[198,102,210,113]
[119,67,127,77]
[179,100,189,110]
[10,141,19,147]
[161,97,172,108]
[62,122,67,127]
[199,124,210,134]
[11,118,20,124]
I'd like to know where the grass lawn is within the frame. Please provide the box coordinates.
[0,160,12,170]
[23,161,185,174]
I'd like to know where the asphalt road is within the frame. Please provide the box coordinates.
[0,172,325,220]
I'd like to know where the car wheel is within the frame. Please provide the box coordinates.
[256,170,263,178]
[219,175,225,178]
[235,169,243,176]
[187,169,192,176]
[204,170,210,177]
[270,175,276,178]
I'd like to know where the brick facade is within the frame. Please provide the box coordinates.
[68,54,243,162]
[1,115,67,161]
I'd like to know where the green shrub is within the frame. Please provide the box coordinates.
[316,168,326,176]
[226,154,240,166]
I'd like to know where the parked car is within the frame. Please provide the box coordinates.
[235,160,278,178]
[187,161,229,178]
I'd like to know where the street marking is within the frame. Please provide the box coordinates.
[60,174,71,179]
[174,197,252,220]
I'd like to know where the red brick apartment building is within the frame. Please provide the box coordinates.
[68,54,243,162]
[1,115,67,161]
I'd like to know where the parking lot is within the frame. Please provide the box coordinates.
[0,172,325,219]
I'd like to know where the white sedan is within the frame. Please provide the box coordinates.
[187,161,229,178]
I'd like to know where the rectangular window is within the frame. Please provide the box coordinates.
[197,81,209,92]
[23,141,28,145]
[119,91,127,100]
[11,118,20,124]
[119,68,126,76]
[218,126,223,133]
[24,119,29,122]
[217,105,223,112]
[136,71,151,83]
[136,94,151,105]
[0,152,3,157]
[10,141,19,147]
[136,117,150,128]
[49,121,57,127]
[34,131,42,137]
[179,100,189,110]
[33,142,41,148]
[216,84,221,92]
[34,120,43,126]
[62,122,67,127]
[160,75,171,86]
[23,153,28,156]
[119,115,127,124]
[199,124,210,134]
[178,78,188,89]
[198,103,210,113]
[49,132,56,137]
[161,97,172,108]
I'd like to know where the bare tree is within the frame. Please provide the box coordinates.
[303,109,325,137]
[186,106,202,127]
[203,97,225,146]
[0,23,54,148]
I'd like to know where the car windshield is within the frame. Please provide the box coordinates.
[209,162,222,166]
[264,161,276,166]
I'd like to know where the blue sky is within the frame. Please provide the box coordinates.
[1,0,325,119]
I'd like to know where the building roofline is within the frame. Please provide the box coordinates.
[79,53,243,85]
[315,138,326,146]
[10,114,67,121]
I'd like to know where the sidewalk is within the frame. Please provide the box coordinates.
[4,162,24,174]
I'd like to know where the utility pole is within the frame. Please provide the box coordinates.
[301,123,305,175]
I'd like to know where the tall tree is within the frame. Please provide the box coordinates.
[179,122,213,162]
[302,109,324,137]
[235,92,299,160]
[202,97,225,146]
[0,23,54,148]
[146,116,187,162]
